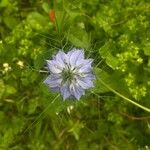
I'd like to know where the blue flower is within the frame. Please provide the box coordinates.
[44,48,95,100]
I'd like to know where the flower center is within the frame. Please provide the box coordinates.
[61,69,74,83]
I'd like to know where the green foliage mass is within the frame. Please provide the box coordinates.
[0,0,150,149]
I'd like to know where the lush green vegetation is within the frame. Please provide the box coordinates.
[0,0,150,149]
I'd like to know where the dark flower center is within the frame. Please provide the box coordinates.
[62,69,74,83]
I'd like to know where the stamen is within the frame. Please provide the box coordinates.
[61,68,74,83]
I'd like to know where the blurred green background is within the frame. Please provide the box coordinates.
[0,0,150,149]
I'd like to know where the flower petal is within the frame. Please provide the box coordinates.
[51,87,60,92]
[77,78,94,89]
[84,73,96,80]
[67,48,76,57]
[47,60,62,74]
[44,75,62,88]
[68,49,84,66]
[55,51,67,68]
[69,82,85,100]
[60,83,71,100]
[76,59,93,67]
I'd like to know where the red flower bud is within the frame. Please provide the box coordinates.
[49,10,55,22]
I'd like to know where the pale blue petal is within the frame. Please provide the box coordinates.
[51,87,60,92]
[67,48,77,57]
[55,51,67,68]
[68,49,84,66]
[79,66,92,73]
[60,83,71,100]
[69,83,84,100]
[77,59,93,73]
[77,78,94,89]
[85,73,96,80]
[76,59,93,67]
[47,60,62,74]
[44,75,62,88]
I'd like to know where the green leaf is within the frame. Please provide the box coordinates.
[0,0,9,7]
[94,67,130,96]
[99,41,119,69]
[67,28,90,49]
[93,68,110,93]
[68,120,84,140]
[4,17,19,29]
[5,85,17,95]
[143,44,150,56]
[0,80,5,98]
[148,59,150,67]
[27,12,48,29]
[42,2,50,13]
[55,10,66,34]
[28,98,38,114]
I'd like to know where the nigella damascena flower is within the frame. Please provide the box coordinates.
[44,48,95,100]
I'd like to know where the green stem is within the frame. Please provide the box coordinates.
[99,79,150,113]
